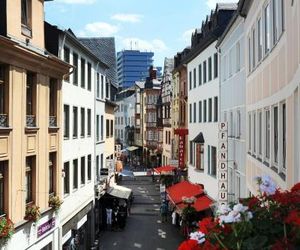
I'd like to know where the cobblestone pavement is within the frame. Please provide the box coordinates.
[99,176,184,250]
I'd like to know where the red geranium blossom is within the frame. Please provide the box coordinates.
[198,217,216,234]
[178,239,201,250]
[285,210,300,226]
[291,183,300,193]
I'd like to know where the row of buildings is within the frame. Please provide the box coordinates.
[118,0,300,206]
[0,0,120,249]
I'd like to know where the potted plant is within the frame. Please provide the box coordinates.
[48,196,62,212]
[24,204,41,223]
[0,217,14,245]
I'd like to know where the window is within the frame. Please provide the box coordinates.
[203,61,207,83]
[101,115,104,140]
[63,162,70,195]
[26,156,35,204]
[189,104,192,123]
[199,101,202,123]
[189,71,192,90]
[257,17,263,62]
[193,68,196,88]
[96,155,99,180]
[208,98,212,122]
[214,53,218,78]
[229,48,233,77]
[253,112,256,154]
[282,103,286,169]
[236,42,240,72]
[208,57,212,81]
[49,153,56,196]
[101,75,104,99]
[81,156,85,185]
[26,72,36,127]
[258,111,262,155]
[73,53,78,85]
[80,108,85,137]
[87,155,91,181]
[264,4,271,53]
[209,146,217,177]
[73,159,78,190]
[106,79,109,99]
[203,100,207,122]
[252,28,256,69]
[0,65,8,127]
[207,145,210,174]
[96,115,99,141]
[21,0,31,28]
[248,36,251,73]
[49,79,57,127]
[195,144,204,170]
[237,110,241,138]
[87,109,91,136]
[106,119,109,138]
[198,64,202,85]
[273,106,278,163]
[96,73,100,98]
[248,113,252,151]
[73,107,78,138]
[87,63,92,91]
[110,120,113,137]
[81,58,85,88]
[214,97,218,122]
[189,141,193,165]
[265,109,270,159]
[193,102,196,123]
[0,161,7,215]
[64,105,70,139]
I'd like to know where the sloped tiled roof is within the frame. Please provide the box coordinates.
[79,37,117,87]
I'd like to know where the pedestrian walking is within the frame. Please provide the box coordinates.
[172,210,177,225]
[160,201,168,222]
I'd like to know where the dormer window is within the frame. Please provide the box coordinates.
[21,0,32,36]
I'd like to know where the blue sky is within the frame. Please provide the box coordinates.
[45,0,236,67]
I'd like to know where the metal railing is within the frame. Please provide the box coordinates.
[26,115,36,127]
[0,114,8,127]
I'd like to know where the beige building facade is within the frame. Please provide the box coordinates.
[0,0,70,249]
[245,0,300,193]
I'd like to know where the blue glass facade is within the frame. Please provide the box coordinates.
[117,50,154,89]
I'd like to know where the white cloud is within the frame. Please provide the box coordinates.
[111,14,143,23]
[121,38,168,52]
[206,0,237,9]
[56,0,96,4]
[79,22,119,37]
[182,29,194,44]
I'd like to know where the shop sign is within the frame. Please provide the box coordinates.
[37,218,55,238]
[174,129,188,169]
[218,122,228,206]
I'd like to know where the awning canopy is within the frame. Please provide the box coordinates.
[154,165,176,174]
[177,195,213,212]
[126,146,139,152]
[192,132,205,143]
[107,185,132,199]
[166,181,204,205]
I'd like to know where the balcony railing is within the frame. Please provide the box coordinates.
[0,114,8,127]
[26,115,36,127]
[49,116,57,127]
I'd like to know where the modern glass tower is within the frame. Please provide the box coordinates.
[117,50,154,89]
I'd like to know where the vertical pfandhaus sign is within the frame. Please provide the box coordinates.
[218,122,228,205]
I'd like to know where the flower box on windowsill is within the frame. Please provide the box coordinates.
[24,204,41,223]
[0,216,14,246]
[48,196,63,212]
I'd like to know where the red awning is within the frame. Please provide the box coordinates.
[177,195,213,212]
[154,165,176,174]
[166,181,204,205]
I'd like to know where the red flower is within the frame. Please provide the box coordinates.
[285,210,300,226]
[247,196,260,209]
[178,239,201,250]
[291,183,300,193]
[198,217,215,234]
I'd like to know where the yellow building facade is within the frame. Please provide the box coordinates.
[0,0,70,248]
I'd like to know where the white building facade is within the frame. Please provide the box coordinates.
[187,41,219,200]
[217,14,247,201]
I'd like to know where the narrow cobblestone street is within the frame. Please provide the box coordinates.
[99,176,184,250]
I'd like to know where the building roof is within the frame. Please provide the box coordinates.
[79,37,118,87]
